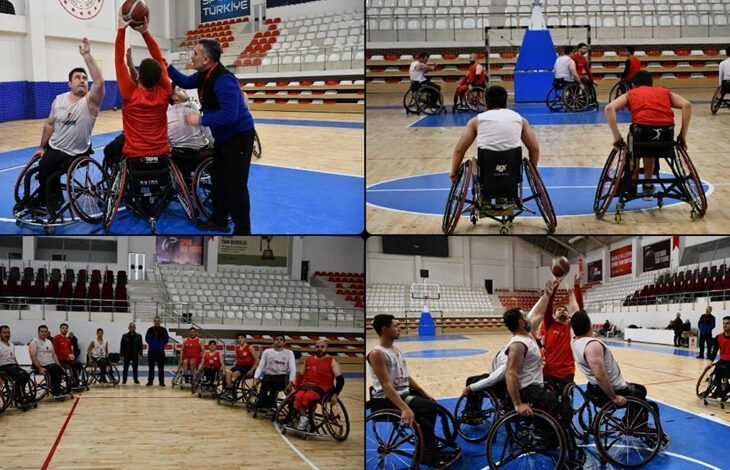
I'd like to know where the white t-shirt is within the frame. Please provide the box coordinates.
[90,338,107,359]
[409,61,426,82]
[368,345,410,399]
[554,55,574,81]
[476,108,524,151]
[254,348,296,381]
[0,340,17,367]
[506,335,543,389]
[571,336,627,390]
[719,57,730,84]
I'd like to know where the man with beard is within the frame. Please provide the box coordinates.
[53,323,83,390]
[0,325,34,408]
[252,335,296,411]
[453,53,487,111]
[292,339,345,432]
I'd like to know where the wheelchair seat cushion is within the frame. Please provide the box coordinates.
[722,80,730,95]
[629,124,675,159]
[477,147,523,200]
[553,78,567,89]
[410,80,422,91]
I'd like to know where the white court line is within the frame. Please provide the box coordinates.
[367,185,601,192]
[274,422,321,470]
[647,396,730,429]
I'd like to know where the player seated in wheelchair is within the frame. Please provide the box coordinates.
[251,335,297,412]
[87,328,111,383]
[459,344,506,425]
[0,325,36,409]
[29,325,69,398]
[409,54,442,104]
[53,323,85,390]
[605,70,693,201]
[452,53,486,112]
[290,340,345,432]
[368,314,460,468]
[553,46,585,93]
[717,46,730,102]
[197,340,225,391]
[705,315,730,399]
[220,332,259,400]
[167,85,214,185]
[571,43,598,107]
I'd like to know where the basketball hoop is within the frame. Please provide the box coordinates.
[423,294,429,300]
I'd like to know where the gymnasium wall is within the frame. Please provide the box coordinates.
[300,236,364,275]
[590,304,720,334]
[265,0,361,18]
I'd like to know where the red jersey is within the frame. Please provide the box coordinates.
[203,351,222,369]
[466,62,487,86]
[627,87,675,126]
[53,334,72,361]
[571,53,595,81]
[540,281,583,379]
[716,333,730,361]
[182,337,202,358]
[115,29,171,158]
[624,56,641,80]
[235,344,254,366]
[301,355,335,391]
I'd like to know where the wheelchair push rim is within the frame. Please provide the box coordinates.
[14,153,42,205]
[415,87,444,115]
[546,87,563,112]
[710,87,721,115]
[593,146,627,219]
[674,142,707,218]
[442,160,472,234]
[523,158,557,233]
[366,409,423,470]
[66,156,107,224]
[323,396,351,441]
[403,89,418,114]
[453,390,499,443]
[696,363,715,398]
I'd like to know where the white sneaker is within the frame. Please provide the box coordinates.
[296,419,309,431]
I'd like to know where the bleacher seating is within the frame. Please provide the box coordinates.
[314,271,364,308]
[367,283,497,316]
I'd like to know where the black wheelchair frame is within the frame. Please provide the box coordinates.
[216,373,256,407]
[85,357,120,386]
[453,86,486,113]
[710,82,730,115]
[404,81,446,115]
[274,387,350,441]
[546,79,595,112]
[593,139,707,224]
[0,370,38,411]
[609,79,634,103]
[191,367,223,398]
[696,361,730,408]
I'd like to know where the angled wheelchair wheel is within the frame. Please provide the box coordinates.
[168,159,197,222]
[416,86,444,115]
[594,146,627,218]
[253,130,262,159]
[454,389,500,443]
[609,80,631,102]
[14,154,42,204]
[442,160,472,234]
[546,87,563,111]
[366,409,423,470]
[403,89,418,114]
[466,87,486,113]
[563,83,588,111]
[323,394,350,441]
[434,403,460,455]
[102,161,127,231]
[696,363,716,399]
[106,363,120,385]
[524,158,557,233]
[710,87,722,115]
[0,374,11,412]
[486,408,567,470]
[674,143,707,218]
[274,391,299,428]
[565,383,594,442]
[593,397,662,468]
[67,156,106,224]
[31,370,49,401]
[192,157,214,220]
[172,366,185,389]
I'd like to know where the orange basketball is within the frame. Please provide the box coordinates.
[122,0,149,27]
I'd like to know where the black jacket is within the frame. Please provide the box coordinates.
[120,332,143,358]
[672,318,684,333]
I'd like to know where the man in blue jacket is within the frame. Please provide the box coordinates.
[698,305,716,359]
[167,38,255,235]
[145,316,169,386]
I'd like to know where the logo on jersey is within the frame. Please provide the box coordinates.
[58,0,104,20]
[496,165,507,173]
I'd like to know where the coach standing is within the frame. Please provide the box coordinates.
[145,316,169,386]
[697,306,716,359]
[167,39,255,235]
[120,322,143,384]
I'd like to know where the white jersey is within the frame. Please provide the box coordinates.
[553,55,574,81]
[368,345,410,399]
[167,101,213,150]
[476,108,524,151]
[409,61,426,82]
[719,57,730,84]
[48,92,96,156]
[469,345,508,392]
[0,340,17,367]
[33,338,55,367]
[90,338,107,359]
[254,348,297,381]
[571,336,627,390]
[506,335,543,389]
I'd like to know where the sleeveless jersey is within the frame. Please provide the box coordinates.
[48,92,96,156]
[627,87,675,126]
[476,108,523,151]
[34,338,55,366]
[409,61,426,82]
[466,62,487,86]
[505,335,543,389]
[183,337,202,358]
[571,336,627,390]
[716,333,730,361]
[540,318,575,379]
[368,345,410,399]
[0,340,16,366]
[90,338,107,359]
[203,351,222,369]
[235,344,254,366]
[553,55,574,81]
[302,355,335,391]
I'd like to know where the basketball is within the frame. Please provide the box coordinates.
[551,256,571,278]
[122,0,149,26]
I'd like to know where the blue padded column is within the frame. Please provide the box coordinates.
[514,29,557,102]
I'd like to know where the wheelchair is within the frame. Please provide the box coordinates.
[609,79,633,102]
[101,155,196,233]
[404,81,445,115]
[216,373,256,407]
[191,368,223,398]
[171,363,196,389]
[453,386,502,443]
[0,370,38,411]
[61,361,89,392]
[696,361,730,408]
[442,148,556,234]
[710,81,730,115]
[593,129,707,224]
[274,387,350,441]
[246,378,289,419]
[13,150,106,233]
[453,86,486,113]
[30,366,74,401]
[546,79,596,112]
[85,357,119,386]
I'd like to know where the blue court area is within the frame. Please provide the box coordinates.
[367,167,712,218]
[0,129,363,234]
[398,335,470,342]
[404,348,488,359]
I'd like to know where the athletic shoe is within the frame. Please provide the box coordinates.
[643,184,654,201]
[697,355,704,359]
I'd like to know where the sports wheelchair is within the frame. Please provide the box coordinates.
[609,79,633,103]
[442,148,556,234]
[593,128,707,224]
[274,386,350,441]
[171,363,196,390]
[191,368,224,398]
[710,81,730,115]
[546,79,597,112]
[453,377,504,443]
[246,377,290,418]
[216,373,256,407]
[85,356,120,386]
[404,81,445,115]
[30,366,74,401]
[696,361,730,408]
[453,86,486,113]
[0,370,37,411]
[13,150,106,233]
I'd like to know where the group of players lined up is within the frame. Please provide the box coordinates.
[367,275,671,469]
[172,327,346,434]
[25,5,255,233]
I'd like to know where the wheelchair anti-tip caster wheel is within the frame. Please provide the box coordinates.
[500,226,509,235]
[691,210,698,221]
[470,214,477,225]
[657,198,664,208]
[615,213,622,224]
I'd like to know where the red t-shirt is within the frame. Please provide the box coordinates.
[115,29,171,158]
[571,53,595,81]
[627,86,675,126]
[182,337,202,358]
[540,282,584,379]
[301,355,335,391]
[235,344,255,366]
[53,334,72,361]
[203,351,222,369]
[625,56,641,80]
[716,333,730,361]
[466,62,487,86]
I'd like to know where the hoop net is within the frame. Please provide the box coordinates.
[411,283,441,300]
